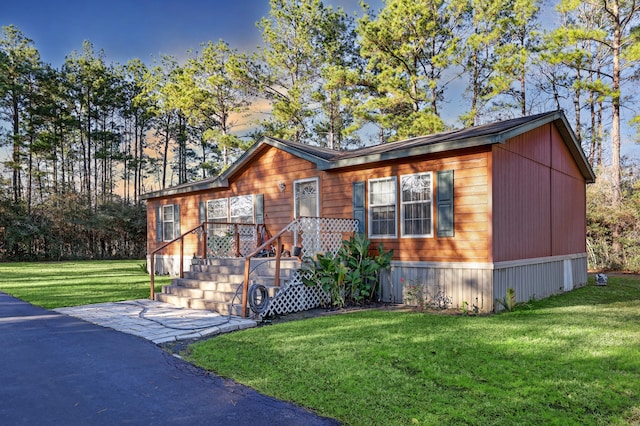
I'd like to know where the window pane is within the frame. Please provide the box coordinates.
[230,195,253,223]
[163,205,173,221]
[163,222,174,240]
[401,174,432,236]
[207,199,228,221]
[371,206,396,236]
[369,177,397,237]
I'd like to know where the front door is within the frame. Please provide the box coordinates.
[293,178,319,251]
[294,177,319,218]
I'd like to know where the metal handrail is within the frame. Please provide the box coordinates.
[149,221,264,300]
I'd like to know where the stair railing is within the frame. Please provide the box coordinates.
[149,222,266,300]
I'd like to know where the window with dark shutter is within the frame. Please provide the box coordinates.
[436,170,454,237]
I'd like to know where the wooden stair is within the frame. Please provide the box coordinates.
[155,257,301,316]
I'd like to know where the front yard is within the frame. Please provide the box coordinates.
[186,275,640,425]
[0,260,167,308]
[0,261,637,424]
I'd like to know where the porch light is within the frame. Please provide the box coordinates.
[278,181,286,192]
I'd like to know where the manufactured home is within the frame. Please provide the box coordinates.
[143,110,595,315]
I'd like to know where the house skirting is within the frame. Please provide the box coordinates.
[381,253,588,312]
[147,254,183,276]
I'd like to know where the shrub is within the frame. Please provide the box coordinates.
[301,234,392,308]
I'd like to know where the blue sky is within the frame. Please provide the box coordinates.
[1,0,370,67]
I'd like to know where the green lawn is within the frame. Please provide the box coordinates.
[187,275,640,425]
[0,260,168,308]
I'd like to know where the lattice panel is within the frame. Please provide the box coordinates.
[207,224,257,258]
[207,225,235,258]
[237,225,257,257]
[263,269,330,317]
[298,217,359,258]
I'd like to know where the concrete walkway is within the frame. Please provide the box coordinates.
[55,299,256,344]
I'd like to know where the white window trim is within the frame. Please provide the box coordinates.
[206,198,229,222]
[400,172,434,238]
[230,194,255,223]
[368,176,398,239]
[293,177,320,218]
[162,204,175,242]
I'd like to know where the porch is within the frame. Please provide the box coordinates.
[149,217,359,318]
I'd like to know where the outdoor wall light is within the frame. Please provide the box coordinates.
[279,181,286,192]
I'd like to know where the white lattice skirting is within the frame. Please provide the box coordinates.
[263,281,330,317]
[263,263,330,317]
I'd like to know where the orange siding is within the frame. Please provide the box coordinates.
[148,121,587,266]
[492,123,587,262]
[148,146,492,263]
[147,146,319,257]
[322,148,492,263]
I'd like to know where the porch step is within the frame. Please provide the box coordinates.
[157,284,282,316]
[155,293,243,316]
[157,256,299,316]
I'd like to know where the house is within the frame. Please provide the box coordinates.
[142,110,595,313]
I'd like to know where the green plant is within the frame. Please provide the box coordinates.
[495,287,517,312]
[301,252,348,308]
[402,278,451,311]
[403,280,426,311]
[340,234,392,304]
[301,234,392,308]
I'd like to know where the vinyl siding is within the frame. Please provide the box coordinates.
[492,123,588,262]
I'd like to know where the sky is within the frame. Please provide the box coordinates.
[0,0,371,67]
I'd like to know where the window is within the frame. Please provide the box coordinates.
[207,199,228,223]
[368,177,397,238]
[401,173,433,237]
[230,195,254,223]
[156,204,180,242]
[207,198,229,237]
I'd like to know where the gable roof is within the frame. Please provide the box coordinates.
[142,110,595,199]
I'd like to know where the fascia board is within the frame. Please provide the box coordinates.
[327,135,502,169]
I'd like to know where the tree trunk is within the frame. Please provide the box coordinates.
[610,17,621,205]
[12,93,21,203]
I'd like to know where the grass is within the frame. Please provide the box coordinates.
[0,260,168,308]
[187,275,640,425]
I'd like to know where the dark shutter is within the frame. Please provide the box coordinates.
[254,194,264,224]
[199,201,206,224]
[156,206,163,242]
[436,170,454,237]
[352,181,365,234]
[173,204,181,238]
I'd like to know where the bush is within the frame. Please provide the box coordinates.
[300,234,393,308]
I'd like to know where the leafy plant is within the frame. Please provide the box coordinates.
[301,252,348,308]
[495,287,517,312]
[301,234,392,308]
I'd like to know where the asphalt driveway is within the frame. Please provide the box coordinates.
[0,292,338,425]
